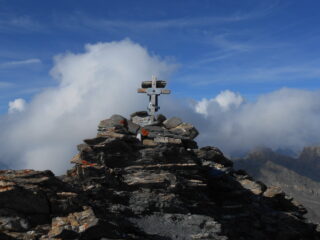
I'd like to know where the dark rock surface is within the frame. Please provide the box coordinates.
[234,147,320,224]
[0,114,319,239]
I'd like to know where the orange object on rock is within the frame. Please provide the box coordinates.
[81,160,96,167]
[141,128,149,137]
[119,120,127,125]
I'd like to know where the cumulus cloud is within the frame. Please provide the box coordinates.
[193,88,320,156]
[195,90,244,115]
[8,98,26,113]
[0,39,174,174]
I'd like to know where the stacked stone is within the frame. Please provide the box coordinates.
[98,111,199,147]
[58,113,319,239]
[0,113,319,239]
[67,113,198,183]
[0,170,83,239]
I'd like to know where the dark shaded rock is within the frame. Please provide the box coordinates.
[181,139,198,149]
[195,146,233,167]
[0,211,30,232]
[156,114,167,123]
[83,137,107,145]
[0,169,82,234]
[127,120,140,134]
[234,147,320,223]
[77,143,90,152]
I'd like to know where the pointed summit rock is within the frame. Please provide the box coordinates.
[0,113,319,239]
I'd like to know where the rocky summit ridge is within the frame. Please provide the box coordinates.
[0,112,319,240]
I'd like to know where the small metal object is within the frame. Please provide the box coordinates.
[137,75,170,124]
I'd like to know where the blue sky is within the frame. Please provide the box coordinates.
[0,0,320,114]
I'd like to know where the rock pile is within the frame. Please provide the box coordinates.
[0,113,319,239]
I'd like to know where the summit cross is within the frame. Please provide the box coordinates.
[137,76,171,123]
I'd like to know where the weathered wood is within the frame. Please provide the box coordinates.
[141,80,166,88]
[137,88,147,93]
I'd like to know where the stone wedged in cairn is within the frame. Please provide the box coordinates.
[95,113,199,149]
[0,113,319,239]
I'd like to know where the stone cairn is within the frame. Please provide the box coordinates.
[0,79,319,239]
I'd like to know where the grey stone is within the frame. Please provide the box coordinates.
[130,111,148,119]
[169,122,199,139]
[156,114,167,123]
[143,125,165,132]
[132,115,153,127]
[127,120,140,134]
[98,115,128,133]
[163,117,182,129]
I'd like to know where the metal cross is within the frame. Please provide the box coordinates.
[137,76,171,122]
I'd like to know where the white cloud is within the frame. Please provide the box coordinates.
[192,88,320,156]
[215,90,244,111]
[195,90,244,115]
[0,39,174,174]
[0,58,41,68]
[8,98,26,113]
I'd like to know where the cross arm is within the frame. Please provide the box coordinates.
[137,88,147,93]
[161,89,171,94]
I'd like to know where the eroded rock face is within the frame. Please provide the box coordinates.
[0,113,319,240]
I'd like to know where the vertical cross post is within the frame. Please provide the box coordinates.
[137,75,171,124]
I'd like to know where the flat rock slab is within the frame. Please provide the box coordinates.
[163,117,182,129]
[47,207,98,238]
[169,122,199,139]
[239,179,267,195]
[124,171,176,188]
[154,137,182,144]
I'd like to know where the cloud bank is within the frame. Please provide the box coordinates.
[193,89,320,156]
[0,39,174,174]
[1,39,320,174]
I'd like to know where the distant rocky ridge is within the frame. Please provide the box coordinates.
[234,147,320,223]
[0,113,319,239]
